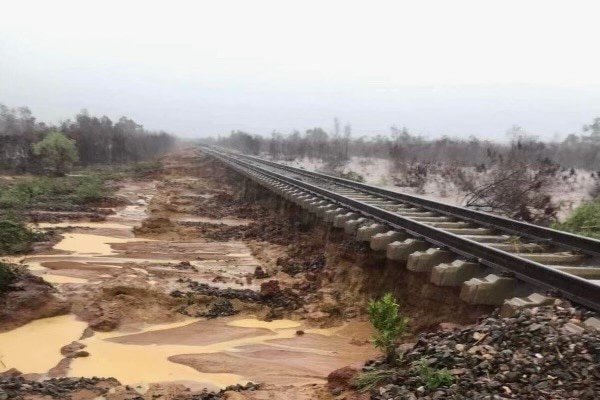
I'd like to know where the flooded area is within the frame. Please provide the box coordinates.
[0,151,377,399]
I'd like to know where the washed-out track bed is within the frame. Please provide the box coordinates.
[203,147,600,329]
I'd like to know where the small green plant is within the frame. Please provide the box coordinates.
[367,292,408,365]
[354,369,395,392]
[414,358,453,389]
[0,262,17,293]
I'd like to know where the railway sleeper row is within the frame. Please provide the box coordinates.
[213,153,600,333]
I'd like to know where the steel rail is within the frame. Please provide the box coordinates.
[205,147,600,312]
[228,151,600,258]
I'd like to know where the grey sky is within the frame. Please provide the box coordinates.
[2,0,600,140]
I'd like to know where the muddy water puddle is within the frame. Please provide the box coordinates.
[0,315,88,374]
[0,315,375,391]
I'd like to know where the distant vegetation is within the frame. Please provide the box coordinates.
[208,119,600,227]
[210,120,600,170]
[0,103,176,173]
[32,131,79,176]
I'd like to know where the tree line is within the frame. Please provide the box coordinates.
[0,104,176,173]
[206,119,600,171]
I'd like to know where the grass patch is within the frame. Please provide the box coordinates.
[354,369,395,392]
[554,198,600,239]
[0,175,106,210]
[0,159,161,212]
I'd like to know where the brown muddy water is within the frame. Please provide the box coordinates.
[0,179,375,394]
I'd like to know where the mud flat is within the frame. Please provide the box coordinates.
[0,149,380,399]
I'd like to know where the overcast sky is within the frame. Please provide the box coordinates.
[2,0,600,140]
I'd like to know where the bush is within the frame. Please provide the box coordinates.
[0,262,17,294]
[73,175,105,203]
[32,131,79,176]
[0,218,38,255]
[554,198,600,239]
[0,173,110,210]
[367,292,408,365]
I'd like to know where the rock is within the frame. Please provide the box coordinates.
[260,280,281,297]
[89,313,119,331]
[253,266,266,279]
[223,391,247,400]
[79,327,95,340]
[0,369,21,378]
[61,341,86,357]
[438,322,462,331]
[296,330,305,335]
[199,298,238,319]
[327,365,361,390]
[367,302,600,399]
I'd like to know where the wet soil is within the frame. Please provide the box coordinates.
[0,147,493,399]
[0,149,377,399]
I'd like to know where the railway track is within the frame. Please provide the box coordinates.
[203,146,600,319]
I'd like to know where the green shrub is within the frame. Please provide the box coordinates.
[73,176,105,203]
[32,131,79,176]
[0,219,38,255]
[414,358,453,389]
[0,173,110,210]
[367,292,408,365]
[554,198,600,239]
[0,262,17,293]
